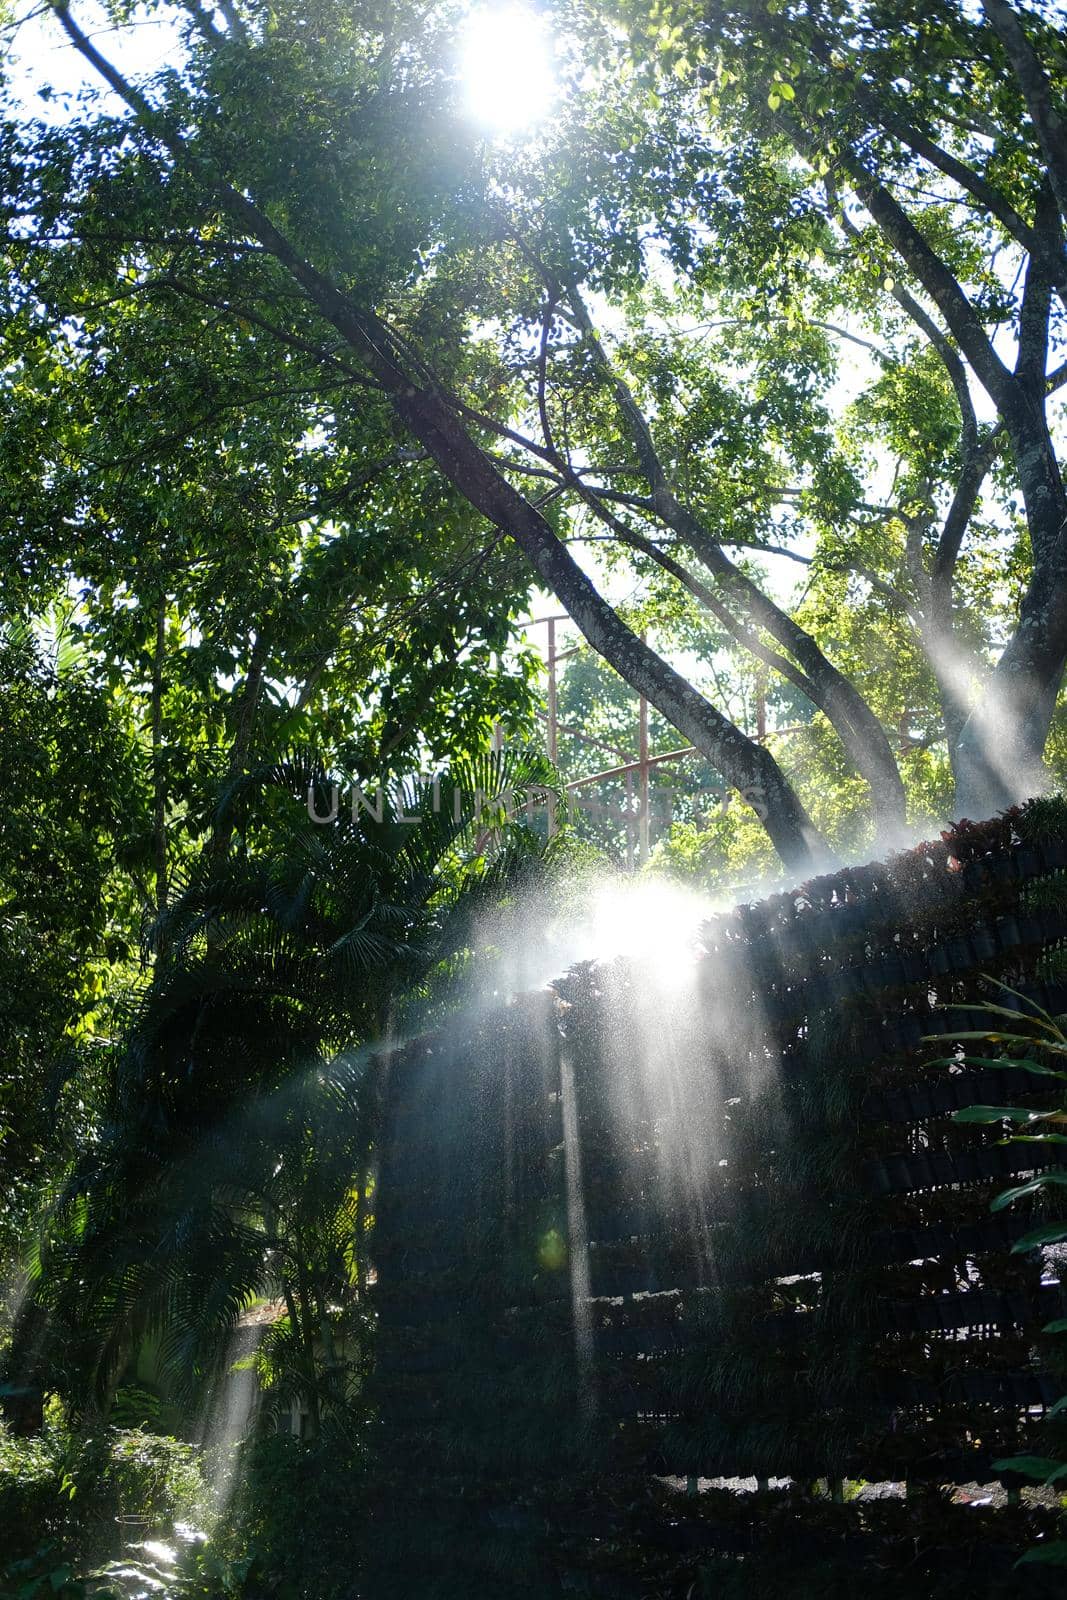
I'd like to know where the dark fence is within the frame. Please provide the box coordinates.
[368,804,1067,1597]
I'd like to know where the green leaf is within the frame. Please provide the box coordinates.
[922,1031,1062,1049]
[1018,1542,1067,1566]
[945,998,1067,1036]
[977,978,1065,1034]
[927,1054,1064,1079]
[992,1454,1064,1479]
[953,1105,1043,1124]
[1012,1221,1067,1252]
[993,1171,1067,1211]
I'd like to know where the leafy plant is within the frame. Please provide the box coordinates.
[0,1420,206,1588]
[12,747,559,1427]
[932,980,1067,1566]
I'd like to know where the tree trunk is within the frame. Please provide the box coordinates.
[390,386,827,870]
[662,500,907,835]
[205,628,270,868]
[151,596,167,912]
[953,390,1067,816]
[982,0,1067,224]
[953,527,1067,817]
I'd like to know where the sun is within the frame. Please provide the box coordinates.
[459,4,556,136]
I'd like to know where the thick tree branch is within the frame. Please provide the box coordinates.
[834,145,1015,409]
[931,429,1003,592]
[830,181,981,451]
[875,106,1038,256]
[829,162,1065,576]
[1017,180,1059,390]
[982,0,1067,223]
[559,279,906,828]
[576,494,822,705]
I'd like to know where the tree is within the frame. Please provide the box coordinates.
[4,0,1065,870]
[0,182,542,903]
[0,626,147,1267]
[7,748,557,1423]
[617,0,1067,819]
[0,0,824,869]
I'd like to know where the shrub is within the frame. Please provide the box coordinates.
[0,1417,206,1582]
[209,1423,368,1600]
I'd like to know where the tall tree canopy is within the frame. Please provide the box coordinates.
[1,0,1065,869]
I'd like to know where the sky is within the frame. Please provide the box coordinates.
[3,0,184,119]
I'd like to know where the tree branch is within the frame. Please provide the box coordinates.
[835,143,1014,410]
[830,181,980,446]
[982,0,1067,223]
[575,496,822,705]
[1016,179,1059,390]
[560,278,906,826]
